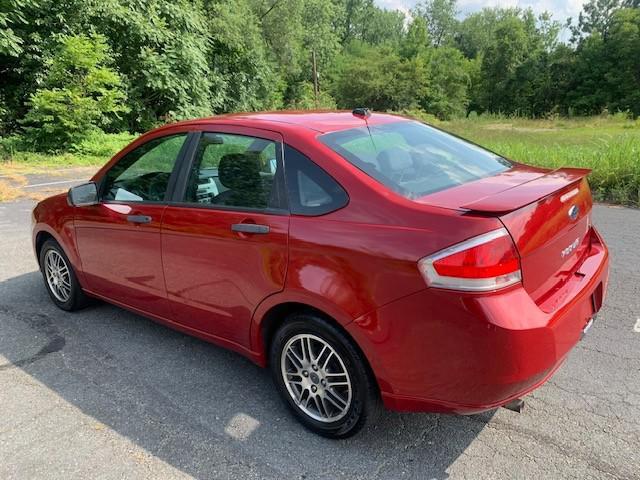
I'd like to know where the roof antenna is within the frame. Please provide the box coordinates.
[353,108,376,151]
[352,107,371,119]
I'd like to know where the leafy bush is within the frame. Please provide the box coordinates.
[287,82,337,110]
[0,134,23,161]
[399,108,442,125]
[0,132,135,167]
[420,47,470,120]
[0,95,9,135]
[0,0,27,57]
[329,42,429,111]
[69,130,136,158]
[21,34,128,152]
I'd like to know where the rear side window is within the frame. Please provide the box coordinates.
[183,132,284,210]
[319,121,511,199]
[284,145,348,216]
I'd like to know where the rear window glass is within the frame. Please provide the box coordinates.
[319,121,511,199]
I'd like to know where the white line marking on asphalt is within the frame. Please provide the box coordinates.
[23,179,85,188]
[0,167,91,179]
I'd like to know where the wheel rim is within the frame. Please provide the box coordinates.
[44,249,72,303]
[280,333,353,423]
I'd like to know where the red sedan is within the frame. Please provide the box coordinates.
[32,110,609,438]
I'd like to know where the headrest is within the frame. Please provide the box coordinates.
[377,147,413,172]
[218,152,262,190]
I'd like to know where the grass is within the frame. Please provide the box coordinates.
[0,131,136,172]
[0,180,24,202]
[0,172,27,202]
[1,115,639,206]
[0,131,135,201]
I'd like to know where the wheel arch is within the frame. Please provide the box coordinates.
[33,225,87,288]
[260,302,331,364]
[254,300,381,398]
[252,291,353,361]
[35,230,56,264]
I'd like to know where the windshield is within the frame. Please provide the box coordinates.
[319,121,511,199]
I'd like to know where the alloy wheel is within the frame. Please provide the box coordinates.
[280,333,353,422]
[44,249,72,303]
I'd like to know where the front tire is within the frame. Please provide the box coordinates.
[39,239,88,311]
[270,312,381,438]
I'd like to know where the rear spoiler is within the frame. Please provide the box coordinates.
[461,168,591,214]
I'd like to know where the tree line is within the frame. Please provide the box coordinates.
[1,0,639,150]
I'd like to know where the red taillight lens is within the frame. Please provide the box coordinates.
[432,234,520,278]
[418,228,522,292]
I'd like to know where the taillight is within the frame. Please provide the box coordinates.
[418,228,522,292]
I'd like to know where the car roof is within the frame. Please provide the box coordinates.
[156,111,407,135]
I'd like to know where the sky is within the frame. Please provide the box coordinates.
[375,0,588,23]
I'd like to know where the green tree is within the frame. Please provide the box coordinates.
[566,33,609,114]
[401,17,430,58]
[0,0,91,131]
[329,42,429,111]
[341,0,404,45]
[91,0,216,128]
[456,8,503,59]
[480,15,529,113]
[207,0,281,112]
[421,47,469,119]
[414,0,458,47]
[0,0,29,56]
[606,8,640,115]
[254,0,343,106]
[569,0,637,40]
[472,9,565,116]
[22,34,128,150]
[568,7,640,115]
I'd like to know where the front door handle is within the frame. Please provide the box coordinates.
[127,215,152,224]
[231,223,269,234]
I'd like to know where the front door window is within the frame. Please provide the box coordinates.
[102,134,188,202]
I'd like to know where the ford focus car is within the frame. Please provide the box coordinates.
[32,110,609,438]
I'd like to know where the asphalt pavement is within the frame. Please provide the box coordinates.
[0,198,638,480]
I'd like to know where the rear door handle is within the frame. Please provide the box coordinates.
[231,223,270,234]
[127,215,152,224]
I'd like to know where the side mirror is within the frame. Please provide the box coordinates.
[68,182,98,207]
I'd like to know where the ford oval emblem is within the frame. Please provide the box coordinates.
[568,205,580,221]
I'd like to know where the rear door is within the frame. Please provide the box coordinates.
[75,132,191,316]
[161,127,289,347]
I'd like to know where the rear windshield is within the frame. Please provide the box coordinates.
[319,120,511,199]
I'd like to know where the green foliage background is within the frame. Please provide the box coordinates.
[2,0,639,142]
[0,0,639,207]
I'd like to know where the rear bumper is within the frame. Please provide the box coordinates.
[347,227,609,414]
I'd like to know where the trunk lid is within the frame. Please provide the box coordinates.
[417,165,593,305]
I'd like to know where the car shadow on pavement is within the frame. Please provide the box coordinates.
[0,271,494,480]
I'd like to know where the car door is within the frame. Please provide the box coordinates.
[75,132,191,316]
[161,127,289,348]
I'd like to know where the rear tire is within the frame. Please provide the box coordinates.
[39,239,88,311]
[270,312,381,438]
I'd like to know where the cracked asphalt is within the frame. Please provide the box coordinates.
[0,199,638,480]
